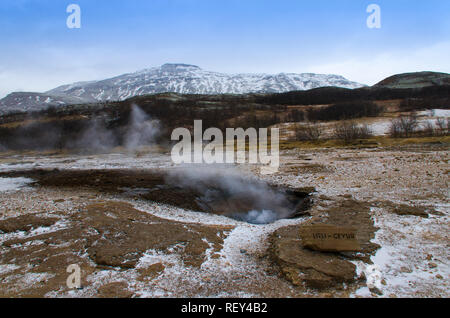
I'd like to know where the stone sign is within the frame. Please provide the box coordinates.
[299,224,361,252]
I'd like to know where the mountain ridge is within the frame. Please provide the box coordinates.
[0,63,364,114]
[374,71,450,89]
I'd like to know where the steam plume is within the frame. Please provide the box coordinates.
[124,104,161,151]
[166,166,296,224]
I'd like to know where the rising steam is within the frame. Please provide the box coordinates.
[124,104,161,151]
[70,118,118,152]
[64,104,160,152]
[166,166,298,224]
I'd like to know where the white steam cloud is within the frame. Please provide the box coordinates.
[66,104,160,152]
[72,118,117,151]
[124,104,161,151]
[166,166,296,224]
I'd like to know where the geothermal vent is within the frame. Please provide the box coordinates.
[0,167,312,225]
[165,168,312,224]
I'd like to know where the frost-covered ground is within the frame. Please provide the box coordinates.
[0,143,448,298]
[367,109,450,136]
[283,109,449,138]
[0,177,33,193]
[353,207,449,298]
[255,145,449,297]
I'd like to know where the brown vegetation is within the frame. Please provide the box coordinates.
[333,121,373,143]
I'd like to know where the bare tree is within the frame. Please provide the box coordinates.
[295,122,323,141]
[435,117,448,136]
[389,115,419,138]
[421,120,435,137]
[333,121,373,143]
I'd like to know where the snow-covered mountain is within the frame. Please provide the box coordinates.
[0,92,91,114]
[1,63,364,114]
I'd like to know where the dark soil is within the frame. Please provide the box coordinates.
[0,169,312,223]
[269,198,380,290]
[0,201,233,297]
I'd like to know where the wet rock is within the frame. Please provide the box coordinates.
[0,201,233,297]
[269,199,380,290]
[0,215,59,233]
[97,282,133,298]
[80,202,233,269]
[138,263,165,280]
[375,201,442,218]
[392,205,429,218]
[299,224,361,252]
[400,267,413,273]
[269,225,357,289]
[369,286,383,296]
[310,199,380,262]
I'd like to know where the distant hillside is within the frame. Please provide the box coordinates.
[0,92,90,115]
[374,71,450,89]
[0,77,448,151]
[0,63,364,114]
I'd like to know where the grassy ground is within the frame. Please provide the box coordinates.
[279,135,450,150]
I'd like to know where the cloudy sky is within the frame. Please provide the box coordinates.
[0,0,449,98]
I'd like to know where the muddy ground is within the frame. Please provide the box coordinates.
[0,142,448,298]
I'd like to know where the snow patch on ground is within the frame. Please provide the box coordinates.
[353,207,449,298]
[0,219,69,245]
[0,177,34,192]
[368,121,392,136]
[417,109,450,118]
[5,272,55,291]
[0,264,20,275]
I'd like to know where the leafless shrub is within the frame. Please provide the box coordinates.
[295,122,323,141]
[403,117,449,137]
[333,121,373,143]
[389,115,419,138]
[435,117,449,136]
[421,120,435,137]
[389,119,403,138]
